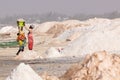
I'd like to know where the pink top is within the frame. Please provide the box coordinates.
[28,32,33,43]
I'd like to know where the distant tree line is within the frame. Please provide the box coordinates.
[0,11,120,25]
[71,11,120,20]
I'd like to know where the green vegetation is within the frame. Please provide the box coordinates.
[0,41,18,48]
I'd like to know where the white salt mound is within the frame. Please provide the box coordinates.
[61,18,120,57]
[56,27,90,41]
[45,47,62,58]
[0,26,17,34]
[6,63,43,80]
[36,22,59,33]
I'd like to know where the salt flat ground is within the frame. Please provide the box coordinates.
[0,42,82,80]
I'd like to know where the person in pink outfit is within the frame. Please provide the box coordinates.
[25,25,34,50]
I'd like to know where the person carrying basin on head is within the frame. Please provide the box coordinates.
[16,18,26,55]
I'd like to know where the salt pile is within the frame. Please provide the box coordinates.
[35,22,59,33]
[61,18,120,57]
[49,20,90,38]
[56,27,88,41]
[0,26,17,34]
[57,18,111,41]
[62,20,89,28]
[84,18,111,27]
[45,47,63,58]
[6,63,43,80]
[36,20,89,38]
[0,26,17,38]
[61,51,120,80]
[46,23,66,38]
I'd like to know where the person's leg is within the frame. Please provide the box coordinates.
[21,46,24,51]
[16,46,23,55]
[16,48,21,55]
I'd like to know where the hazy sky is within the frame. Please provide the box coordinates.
[0,0,120,17]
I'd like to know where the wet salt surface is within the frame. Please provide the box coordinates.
[0,56,82,80]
